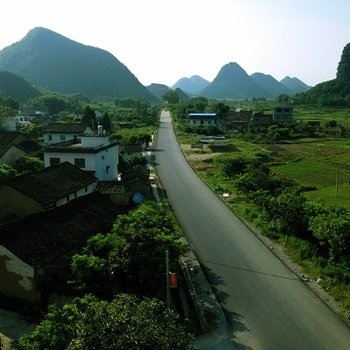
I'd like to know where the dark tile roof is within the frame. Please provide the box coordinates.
[45,123,90,134]
[17,140,42,152]
[31,116,51,123]
[0,131,25,145]
[121,144,143,154]
[121,166,150,185]
[0,144,12,158]
[4,162,97,205]
[0,192,127,268]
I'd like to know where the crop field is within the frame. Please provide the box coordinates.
[263,138,350,209]
[294,106,350,127]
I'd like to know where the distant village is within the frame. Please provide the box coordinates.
[0,107,154,304]
[0,102,341,305]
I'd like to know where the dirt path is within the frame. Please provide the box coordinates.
[0,308,36,350]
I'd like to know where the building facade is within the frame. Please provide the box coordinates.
[44,135,119,181]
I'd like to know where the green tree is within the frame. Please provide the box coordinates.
[101,112,112,132]
[213,102,230,117]
[19,124,42,140]
[11,294,98,350]
[0,96,19,110]
[69,294,194,350]
[81,105,96,130]
[110,203,182,295]
[70,203,182,298]
[12,294,193,350]
[31,95,66,114]
[162,91,180,104]
[0,164,17,181]
[255,191,308,237]
[309,208,350,261]
[13,156,44,174]
[0,105,12,118]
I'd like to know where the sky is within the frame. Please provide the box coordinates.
[1,0,349,88]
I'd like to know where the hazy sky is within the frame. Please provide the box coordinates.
[1,0,349,87]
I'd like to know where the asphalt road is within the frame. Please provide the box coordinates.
[154,110,350,350]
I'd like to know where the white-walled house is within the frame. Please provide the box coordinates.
[188,113,221,127]
[43,134,119,181]
[43,123,93,145]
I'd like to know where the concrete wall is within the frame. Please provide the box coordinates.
[0,246,37,302]
[0,146,26,166]
[0,185,42,224]
[44,145,119,181]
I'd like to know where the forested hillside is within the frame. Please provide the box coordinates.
[0,27,157,102]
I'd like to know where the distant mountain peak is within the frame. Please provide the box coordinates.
[336,42,350,84]
[172,75,210,95]
[0,27,157,101]
[200,62,267,99]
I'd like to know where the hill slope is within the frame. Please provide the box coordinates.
[0,70,40,101]
[298,42,350,105]
[251,72,291,97]
[280,76,311,94]
[200,62,267,99]
[172,75,210,95]
[0,27,157,101]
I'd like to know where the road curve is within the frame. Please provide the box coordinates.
[154,111,350,350]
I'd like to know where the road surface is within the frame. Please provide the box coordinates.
[154,110,350,350]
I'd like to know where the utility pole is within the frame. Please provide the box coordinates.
[166,250,170,308]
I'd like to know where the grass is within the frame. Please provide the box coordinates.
[265,138,350,209]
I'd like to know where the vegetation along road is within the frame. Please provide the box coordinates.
[155,110,350,350]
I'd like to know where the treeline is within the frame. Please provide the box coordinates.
[217,155,350,282]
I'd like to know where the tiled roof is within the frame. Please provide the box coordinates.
[4,162,97,205]
[17,140,42,152]
[0,131,25,145]
[188,113,217,118]
[0,192,126,268]
[121,144,143,154]
[45,123,90,134]
[0,144,11,158]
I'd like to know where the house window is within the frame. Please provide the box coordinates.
[48,135,52,141]
[49,157,60,166]
[102,155,105,160]
[60,135,66,141]
[106,165,110,174]
[74,158,86,168]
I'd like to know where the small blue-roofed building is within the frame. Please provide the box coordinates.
[188,113,221,127]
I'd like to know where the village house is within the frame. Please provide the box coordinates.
[0,131,41,165]
[43,123,93,145]
[121,165,152,200]
[273,105,294,123]
[224,110,253,130]
[188,113,222,127]
[251,111,273,126]
[43,130,119,181]
[120,143,144,162]
[0,192,125,303]
[0,161,97,224]
[31,115,53,129]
